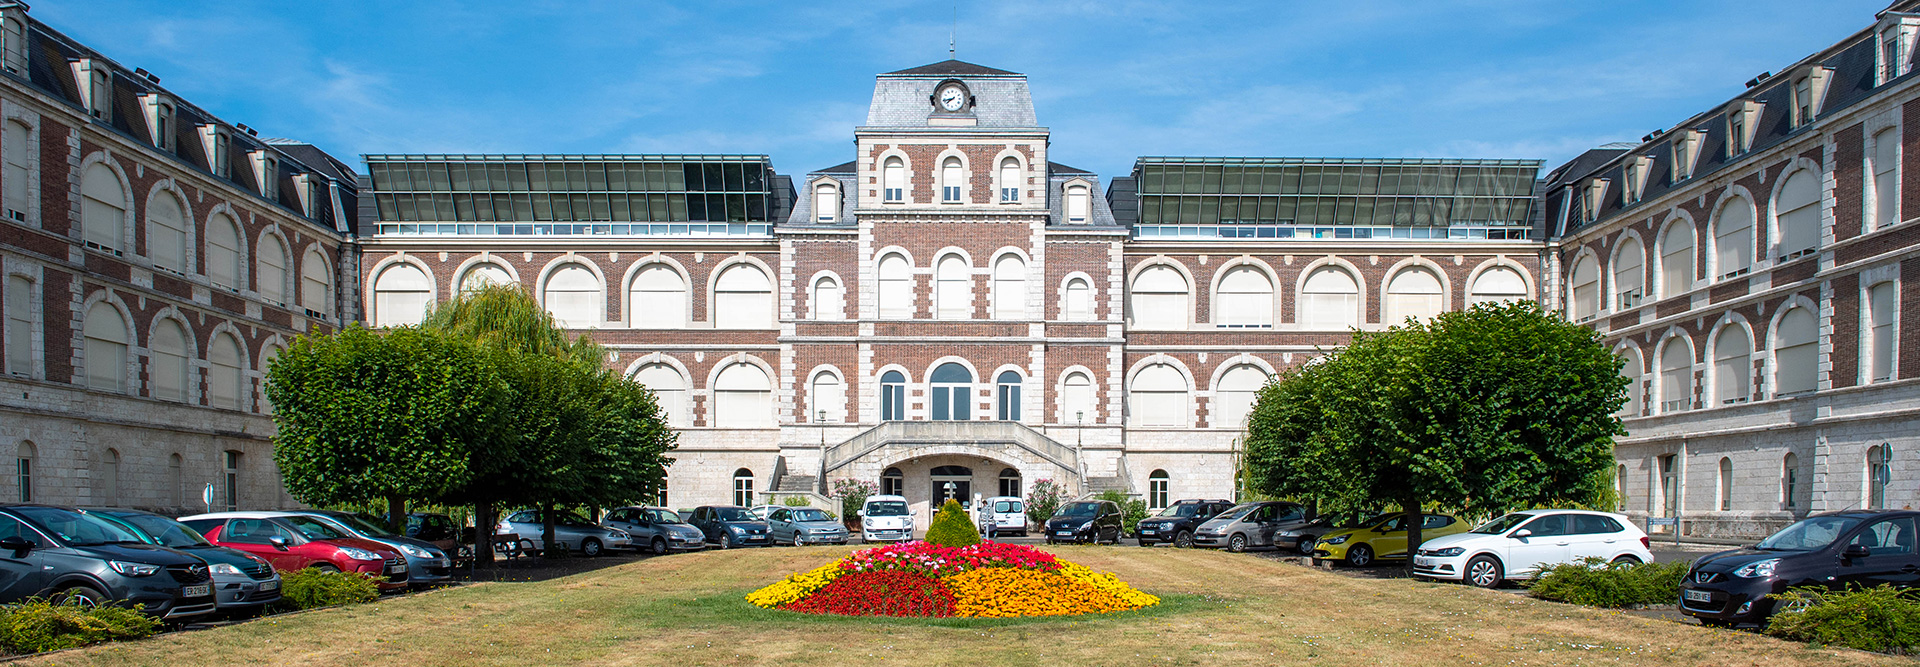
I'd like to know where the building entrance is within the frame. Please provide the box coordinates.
[931,465,972,509]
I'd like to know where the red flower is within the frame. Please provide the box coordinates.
[782,570,956,617]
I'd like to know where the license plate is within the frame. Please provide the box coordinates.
[1056,531,1072,536]
[1414,557,1434,567]
[259,580,280,591]
[182,584,210,598]
[1141,530,1156,535]
[1684,590,1713,602]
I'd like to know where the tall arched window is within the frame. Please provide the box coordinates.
[1301,267,1360,329]
[168,453,183,508]
[941,157,963,203]
[629,264,686,329]
[714,264,773,329]
[811,371,845,423]
[1384,267,1443,324]
[996,370,1022,421]
[1148,470,1169,509]
[1659,222,1694,298]
[811,275,843,321]
[81,162,126,254]
[222,450,240,511]
[1066,184,1089,223]
[1713,326,1751,406]
[1782,452,1800,509]
[992,255,1026,319]
[1216,266,1274,328]
[13,441,30,502]
[5,275,32,377]
[1613,237,1644,309]
[99,448,120,506]
[1619,348,1644,417]
[300,248,331,315]
[84,302,129,393]
[1131,265,1189,330]
[1131,363,1189,427]
[257,235,289,306]
[1063,371,1094,424]
[208,332,244,411]
[1718,457,1733,511]
[1871,282,1897,383]
[372,263,431,327]
[1874,128,1900,230]
[1214,364,1268,429]
[148,192,188,274]
[733,468,755,507]
[999,468,1021,498]
[713,363,773,427]
[1775,169,1821,261]
[149,319,188,402]
[1659,339,1693,413]
[882,467,904,496]
[883,157,905,203]
[936,255,971,319]
[1064,277,1092,321]
[1868,444,1892,509]
[999,158,1021,203]
[814,182,838,223]
[878,254,912,319]
[206,212,242,291]
[542,264,601,328]
[1467,267,1528,307]
[3,120,27,221]
[1568,256,1600,321]
[632,364,688,427]
[930,362,973,421]
[880,370,906,421]
[460,263,512,292]
[1775,306,1818,396]
[1714,197,1755,280]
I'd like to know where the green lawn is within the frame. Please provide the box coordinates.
[26,546,1901,666]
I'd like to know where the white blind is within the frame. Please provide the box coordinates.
[632,364,688,427]
[1876,129,1900,230]
[1620,352,1642,416]
[1066,186,1088,222]
[814,186,837,222]
[3,120,25,216]
[1385,268,1443,324]
[992,256,1025,319]
[1775,307,1818,395]
[300,250,329,314]
[878,255,912,319]
[630,265,686,329]
[5,275,29,375]
[209,333,243,410]
[1062,373,1094,424]
[1131,364,1188,427]
[1713,328,1750,405]
[461,264,511,292]
[1660,224,1692,298]
[1613,239,1643,304]
[936,256,970,319]
[1659,341,1691,412]
[812,374,846,422]
[1872,282,1897,382]
[150,320,187,402]
[1131,265,1188,329]
[812,277,842,321]
[1065,279,1091,321]
[206,214,240,290]
[543,265,601,328]
[1569,258,1598,320]
[714,364,772,427]
[1715,198,1754,277]
[1467,267,1527,307]
[1216,267,1272,326]
[1302,268,1359,329]
[258,238,288,304]
[714,265,772,329]
[81,163,124,251]
[1776,170,1820,258]
[1214,365,1268,428]
[373,263,431,327]
[149,195,187,273]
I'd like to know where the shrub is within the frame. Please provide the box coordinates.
[924,499,980,547]
[781,496,812,507]
[1765,585,1920,654]
[273,567,382,611]
[1527,557,1688,608]
[1025,479,1065,526]
[1095,490,1149,534]
[830,479,877,527]
[783,570,955,617]
[0,599,159,655]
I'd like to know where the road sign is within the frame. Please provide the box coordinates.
[201,483,215,512]
[1647,517,1677,526]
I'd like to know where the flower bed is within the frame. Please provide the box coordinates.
[748,541,1158,618]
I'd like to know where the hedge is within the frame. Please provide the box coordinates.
[1526,557,1687,608]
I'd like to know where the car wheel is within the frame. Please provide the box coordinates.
[1466,555,1504,588]
[719,534,733,549]
[650,537,668,556]
[53,585,108,608]
[313,564,341,574]
[1296,536,1318,556]
[1610,554,1642,565]
[1347,544,1374,567]
[1227,533,1249,553]
[1174,531,1194,549]
[581,538,603,558]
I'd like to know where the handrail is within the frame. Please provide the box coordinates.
[821,421,1078,475]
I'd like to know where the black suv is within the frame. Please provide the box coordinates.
[687,506,770,548]
[0,504,215,620]
[1045,500,1124,545]
[1682,509,1920,627]
[1135,499,1234,548]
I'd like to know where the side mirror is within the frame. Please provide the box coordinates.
[856,510,866,517]
[1509,529,1533,539]
[1844,544,1872,559]
[0,536,32,556]
[268,535,290,550]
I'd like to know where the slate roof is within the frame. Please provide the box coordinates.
[883,60,1019,77]
[1048,161,1091,175]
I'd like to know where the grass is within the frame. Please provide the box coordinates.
[23,546,1905,666]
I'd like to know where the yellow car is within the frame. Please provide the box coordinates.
[1313,513,1469,567]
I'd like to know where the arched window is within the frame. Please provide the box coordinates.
[1066,184,1089,223]
[1871,282,1897,383]
[882,467,904,496]
[81,162,126,253]
[1568,255,1600,321]
[148,192,188,273]
[460,263,512,292]
[1659,221,1694,298]
[880,370,906,421]
[930,362,973,421]
[1131,363,1189,427]
[1301,267,1360,329]
[999,158,1021,203]
[543,264,601,328]
[1467,267,1528,307]
[206,212,242,291]
[5,275,32,377]
[632,363,688,427]
[1714,197,1755,280]
[1775,169,1821,261]
[992,255,1026,319]
[996,370,1022,421]
[257,235,289,306]
[998,468,1021,498]
[84,302,128,393]
[714,264,773,329]
[222,450,240,511]
[1619,348,1644,417]
[941,157,963,203]
[1214,364,1268,429]
[1782,452,1800,509]
[208,332,244,411]
[1216,266,1274,328]
[1131,265,1189,330]
[1775,306,1818,396]
[713,363,773,428]
[883,157,905,203]
[1868,445,1892,509]
[811,371,845,423]
[814,182,838,223]
[100,448,120,506]
[372,263,431,327]
[13,441,30,502]
[1713,326,1751,406]
[1659,338,1693,413]
[1718,457,1733,511]
[733,468,755,507]
[300,248,331,315]
[629,264,686,329]
[1062,372,1094,425]
[149,318,188,402]
[936,255,971,319]
[1875,128,1900,230]
[3,120,28,220]
[1148,470,1169,510]
[878,254,912,319]
[811,276,843,321]
[1384,267,1443,324]
[1613,237,1644,309]
[1064,277,1092,321]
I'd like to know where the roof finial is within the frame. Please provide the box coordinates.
[949,6,956,58]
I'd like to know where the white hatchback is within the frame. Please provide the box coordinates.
[1412,510,1653,588]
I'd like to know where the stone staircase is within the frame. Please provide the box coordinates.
[774,474,817,493]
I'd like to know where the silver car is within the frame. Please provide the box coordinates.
[496,509,632,557]
[302,511,454,587]
[601,507,706,555]
[1191,501,1312,552]
[766,507,848,546]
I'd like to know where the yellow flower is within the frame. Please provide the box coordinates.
[745,561,847,608]
[1054,560,1161,608]
[944,567,1149,618]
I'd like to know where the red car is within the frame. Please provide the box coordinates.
[180,512,409,593]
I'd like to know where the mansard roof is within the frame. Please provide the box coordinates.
[883,60,1019,77]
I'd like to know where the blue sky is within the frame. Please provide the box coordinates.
[39,1,1892,180]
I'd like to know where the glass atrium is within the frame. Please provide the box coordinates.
[365,155,778,237]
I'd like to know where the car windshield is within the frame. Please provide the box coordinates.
[114,513,210,548]
[1156,504,1208,518]
[1756,515,1865,551]
[994,500,1023,513]
[14,507,142,547]
[788,509,830,522]
[712,508,756,522]
[283,516,347,540]
[1213,503,1260,522]
[330,514,399,537]
[1471,513,1536,535]
[866,501,908,517]
[1362,514,1398,530]
[1058,502,1100,517]
[648,510,683,524]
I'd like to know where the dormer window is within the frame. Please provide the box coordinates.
[251,150,278,200]
[293,173,318,218]
[813,182,837,222]
[941,156,962,203]
[1879,18,1918,85]
[1579,179,1609,223]
[1789,67,1832,128]
[1066,183,1090,224]
[1623,156,1652,205]
[999,158,1020,203]
[882,156,904,203]
[72,59,111,120]
[0,10,26,75]
[200,125,230,178]
[1671,130,1703,182]
[1726,101,1763,156]
[142,94,175,152]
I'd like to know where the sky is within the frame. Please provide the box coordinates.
[36,0,1896,181]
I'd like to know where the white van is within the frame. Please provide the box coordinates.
[979,496,1028,537]
[859,495,913,542]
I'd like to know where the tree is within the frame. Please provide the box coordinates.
[831,479,877,529]
[1024,479,1065,526]
[925,498,981,547]
[1244,301,1627,570]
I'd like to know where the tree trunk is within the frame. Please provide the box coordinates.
[1403,495,1424,577]
[541,503,559,558]
[473,502,496,568]
[386,493,406,535]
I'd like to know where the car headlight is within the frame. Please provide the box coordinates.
[208,563,245,576]
[1734,558,1780,579]
[1427,547,1464,557]
[399,545,432,559]
[1321,535,1349,545]
[108,560,161,577]
[338,547,381,561]
[1276,530,1299,537]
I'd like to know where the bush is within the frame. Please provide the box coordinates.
[1096,490,1149,535]
[781,496,812,507]
[1025,479,1065,526]
[1765,585,1920,654]
[924,498,980,547]
[273,567,382,611]
[0,599,159,655]
[830,479,877,528]
[1526,557,1688,608]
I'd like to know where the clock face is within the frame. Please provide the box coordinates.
[938,85,966,112]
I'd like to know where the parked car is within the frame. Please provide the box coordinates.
[0,504,216,621]
[1413,510,1653,588]
[180,512,409,593]
[1679,510,1920,627]
[687,506,771,548]
[1314,513,1469,567]
[858,495,914,543]
[404,513,474,568]
[978,496,1028,538]
[297,511,452,588]
[748,505,781,520]
[1045,500,1124,545]
[495,510,633,557]
[79,508,281,614]
[1278,511,1381,556]
[1192,501,1311,552]
[1135,499,1234,548]
[601,507,706,555]
[766,507,848,546]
